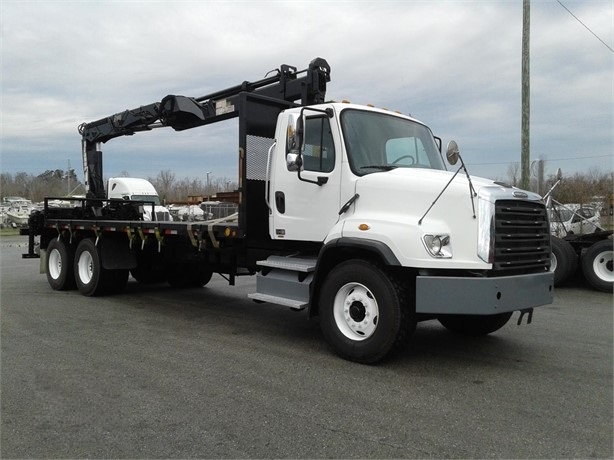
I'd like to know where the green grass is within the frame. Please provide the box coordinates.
[0,228,20,237]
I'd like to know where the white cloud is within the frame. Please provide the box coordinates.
[1,0,612,182]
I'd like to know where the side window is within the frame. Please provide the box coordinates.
[303,117,335,173]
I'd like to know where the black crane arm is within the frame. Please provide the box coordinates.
[80,58,331,144]
[78,102,161,143]
[81,58,330,199]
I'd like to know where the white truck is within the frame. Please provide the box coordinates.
[107,177,172,222]
[24,58,554,363]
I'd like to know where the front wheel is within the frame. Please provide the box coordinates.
[438,312,513,336]
[581,240,613,292]
[318,260,414,364]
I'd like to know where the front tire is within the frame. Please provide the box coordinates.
[438,312,513,336]
[581,239,613,292]
[319,260,414,364]
[46,238,75,290]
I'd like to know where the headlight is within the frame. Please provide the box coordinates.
[422,234,452,258]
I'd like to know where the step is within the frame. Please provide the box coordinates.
[248,293,307,310]
[256,256,316,273]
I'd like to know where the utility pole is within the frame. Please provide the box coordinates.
[521,0,531,190]
[206,171,211,199]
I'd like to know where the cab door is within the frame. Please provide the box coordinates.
[269,113,341,242]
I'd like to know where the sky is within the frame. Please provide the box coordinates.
[1,0,612,188]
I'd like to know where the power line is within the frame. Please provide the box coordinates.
[467,154,613,166]
[556,0,614,53]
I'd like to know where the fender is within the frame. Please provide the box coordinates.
[319,237,401,266]
[308,237,401,317]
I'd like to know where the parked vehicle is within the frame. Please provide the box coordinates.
[545,170,613,293]
[550,204,600,237]
[3,197,35,228]
[107,177,172,222]
[23,58,554,363]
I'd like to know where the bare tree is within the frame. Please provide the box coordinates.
[153,170,176,203]
[546,170,613,210]
[506,162,520,186]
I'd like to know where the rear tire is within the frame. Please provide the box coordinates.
[130,265,166,284]
[109,269,129,294]
[319,260,414,364]
[74,238,112,296]
[168,263,213,288]
[438,312,513,336]
[550,236,578,286]
[46,238,75,290]
[581,240,613,292]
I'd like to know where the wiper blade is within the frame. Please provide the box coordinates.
[360,165,397,171]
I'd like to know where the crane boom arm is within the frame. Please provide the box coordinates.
[79,58,330,144]
[80,57,330,199]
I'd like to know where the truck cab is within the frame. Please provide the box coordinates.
[269,103,550,273]
[107,177,172,222]
[268,103,447,242]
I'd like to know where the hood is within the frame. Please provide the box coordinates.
[352,168,539,228]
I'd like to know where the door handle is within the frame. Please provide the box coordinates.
[275,191,285,214]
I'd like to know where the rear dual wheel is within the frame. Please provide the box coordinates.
[46,238,75,290]
[74,239,128,296]
[167,263,213,288]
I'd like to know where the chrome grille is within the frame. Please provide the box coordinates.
[493,200,551,273]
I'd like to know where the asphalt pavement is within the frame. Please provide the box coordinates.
[1,235,612,459]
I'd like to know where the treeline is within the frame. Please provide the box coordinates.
[505,165,613,209]
[1,167,610,209]
[147,170,238,203]
[1,169,82,202]
[0,169,238,203]
[543,170,613,210]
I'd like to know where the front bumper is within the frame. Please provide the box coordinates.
[416,271,554,315]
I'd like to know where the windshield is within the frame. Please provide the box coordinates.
[131,194,161,205]
[340,109,445,175]
[550,208,573,222]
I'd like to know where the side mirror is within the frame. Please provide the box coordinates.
[286,153,303,172]
[446,140,459,165]
[286,114,302,154]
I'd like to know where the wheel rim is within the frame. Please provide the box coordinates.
[550,252,558,272]
[333,282,379,341]
[77,250,94,284]
[48,248,62,280]
[592,250,614,282]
